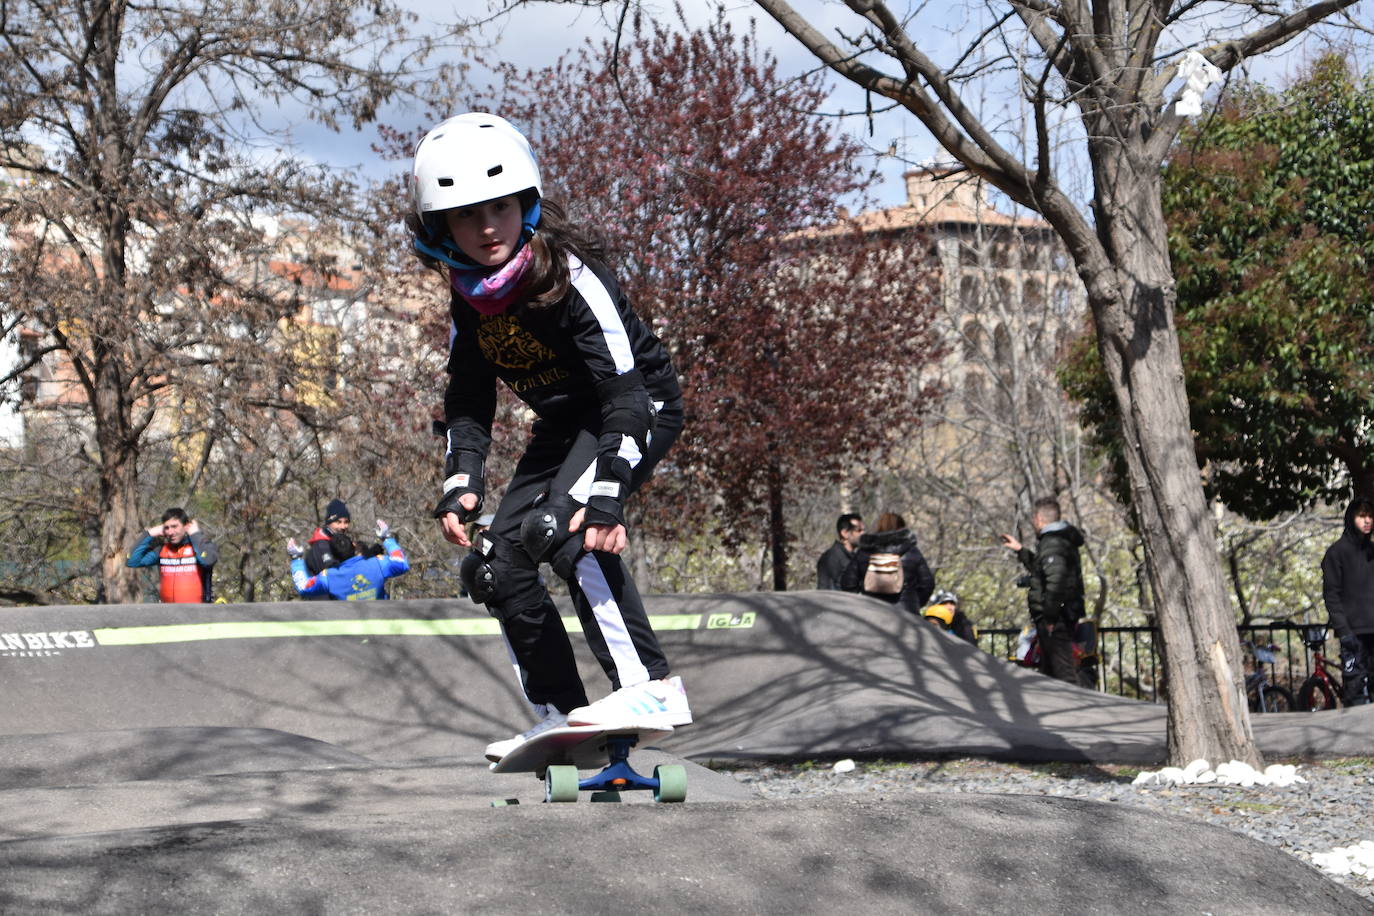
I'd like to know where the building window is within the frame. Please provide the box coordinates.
[962,320,984,359]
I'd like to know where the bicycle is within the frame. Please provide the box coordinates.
[1296,624,1343,712]
[1244,639,1296,713]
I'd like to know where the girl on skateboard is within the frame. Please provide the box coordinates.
[408,113,691,761]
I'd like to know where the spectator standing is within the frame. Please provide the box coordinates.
[1321,495,1374,706]
[816,513,864,590]
[840,512,935,616]
[290,520,409,601]
[304,498,354,575]
[126,508,218,603]
[1000,497,1085,685]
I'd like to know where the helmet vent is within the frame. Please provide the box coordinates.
[487,165,504,178]
[437,177,454,187]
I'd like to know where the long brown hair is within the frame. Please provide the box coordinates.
[518,197,607,307]
[874,512,906,533]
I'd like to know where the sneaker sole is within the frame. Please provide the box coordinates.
[564,712,692,729]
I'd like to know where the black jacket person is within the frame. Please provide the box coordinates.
[1018,520,1086,630]
[1003,499,1085,685]
[1322,496,1374,705]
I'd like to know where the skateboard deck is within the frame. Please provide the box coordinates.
[489,724,673,774]
[488,724,686,803]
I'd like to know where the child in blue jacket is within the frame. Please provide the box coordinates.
[289,520,408,600]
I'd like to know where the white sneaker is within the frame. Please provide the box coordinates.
[484,706,568,762]
[565,676,692,729]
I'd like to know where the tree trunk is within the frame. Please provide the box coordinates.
[1086,157,1260,767]
[767,454,788,591]
[1333,441,1374,498]
[99,455,141,604]
[94,367,142,605]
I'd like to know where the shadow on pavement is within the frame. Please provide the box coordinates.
[1,591,1368,913]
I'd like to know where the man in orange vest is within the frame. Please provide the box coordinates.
[127,508,219,603]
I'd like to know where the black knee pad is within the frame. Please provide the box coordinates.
[460,531,521,608]
[520,493,585,579]
[459,550,498,604]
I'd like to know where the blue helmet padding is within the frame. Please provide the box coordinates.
[522,198,542,239]
[413,234,469,270]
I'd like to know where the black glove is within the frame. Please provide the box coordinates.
[434,488,484,523]
[434,447,485,523]
[1340,635,1362,657]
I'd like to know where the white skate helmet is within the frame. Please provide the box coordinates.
[411,113,543,268]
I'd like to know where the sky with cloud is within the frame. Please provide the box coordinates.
[286,0,1353,211]
[298,0,952,208]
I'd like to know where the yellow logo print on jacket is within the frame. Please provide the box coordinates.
[477,314,555,370]
[347,573,377,601]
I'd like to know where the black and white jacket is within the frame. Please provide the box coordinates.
[442,256,680,527]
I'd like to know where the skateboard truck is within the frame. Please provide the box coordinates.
[488,723,686,804]
[543,733,687,803]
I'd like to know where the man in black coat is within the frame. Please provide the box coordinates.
[304,498,354,576]
[1322,496,1374,706]
[1001,497,1085,685]
[816,513,864,590]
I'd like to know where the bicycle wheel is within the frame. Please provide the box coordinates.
[1259,685,1296,714]
[1298,676,1339,712]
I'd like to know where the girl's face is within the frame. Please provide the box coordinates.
[444,195,523,268]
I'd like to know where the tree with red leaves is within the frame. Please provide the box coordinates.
[478,10,942,589]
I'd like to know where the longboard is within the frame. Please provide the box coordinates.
[488,724,686,803]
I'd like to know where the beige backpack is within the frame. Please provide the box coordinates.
[863,552,904,595]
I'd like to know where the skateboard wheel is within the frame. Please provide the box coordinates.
[653,764,687,803]
[545,765,579,803]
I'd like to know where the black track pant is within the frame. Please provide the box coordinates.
[1036,621,1078,685]
[485,398,682,714]
[1340,633,1374,707]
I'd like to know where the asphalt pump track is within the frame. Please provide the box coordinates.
[1,591,1370,914]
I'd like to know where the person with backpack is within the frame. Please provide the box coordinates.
[1000,496,1086,685]
[840,511,935,616]
[408,113,691,763]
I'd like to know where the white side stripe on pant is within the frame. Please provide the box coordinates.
[574,551,649,688]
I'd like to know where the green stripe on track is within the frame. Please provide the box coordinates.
[91,612,716,646]
[93,618,502,645]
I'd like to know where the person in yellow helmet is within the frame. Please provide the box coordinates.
[922,590,978,645]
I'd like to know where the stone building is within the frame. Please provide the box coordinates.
[849,163,1087,410]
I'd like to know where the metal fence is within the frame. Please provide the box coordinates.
[976,623,1331,703]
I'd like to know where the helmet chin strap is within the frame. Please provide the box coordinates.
[413,197,543,271]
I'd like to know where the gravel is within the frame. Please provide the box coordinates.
[718,755,1374,903]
